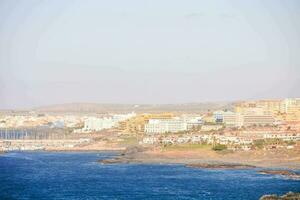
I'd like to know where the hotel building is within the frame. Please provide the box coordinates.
[214,111,275,127]
[144,119,188,134]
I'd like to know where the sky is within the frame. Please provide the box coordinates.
[0,0,300,109]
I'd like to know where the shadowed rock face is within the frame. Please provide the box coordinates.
[259,192,300,200]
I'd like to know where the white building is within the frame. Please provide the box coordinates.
[112,112,136,122]
[223,112,243,127]
[263,133,300,141]
[145,119,188,134]
[83,117,115,131]
[82,112,136,132]
[183,116,202,129]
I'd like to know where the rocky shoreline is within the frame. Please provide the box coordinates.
[258,170,300,180]
[99,156,258,170]
[98,146,300,182]
[99,155,300,180]
[259,192,300,200]
[186,163,256,169]
[98,146,258,169]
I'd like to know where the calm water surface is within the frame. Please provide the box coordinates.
[0,152,299,200]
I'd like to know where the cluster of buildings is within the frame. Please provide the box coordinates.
[0,112,138,133]
[142,134,253,149]
[79,113,136,132]
[140,98,300,135]
[0,138,90,151]
[1,98,299,152]
[142,129,300,151]
[213,98,300,128]
[139,98,300,150]
[0,114,83,129]
[76,112,203,135]
[234,98,300,121]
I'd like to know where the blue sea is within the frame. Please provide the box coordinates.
[0,152,299,200]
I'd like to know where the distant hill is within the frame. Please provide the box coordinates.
[34,102,233,114]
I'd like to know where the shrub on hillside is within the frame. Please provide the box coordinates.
[212,144,227,151]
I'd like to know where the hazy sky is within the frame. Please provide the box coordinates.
[0,0,300,109]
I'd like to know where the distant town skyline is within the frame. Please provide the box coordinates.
[0,0,300,109]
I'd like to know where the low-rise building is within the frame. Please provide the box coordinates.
[263,132,300,141]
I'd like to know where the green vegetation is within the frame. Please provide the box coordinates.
[253,139,265,149]
[285,140,296,145]
[253,138,294,149]
[212,144,227,151]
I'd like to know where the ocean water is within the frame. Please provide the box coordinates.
[0,152,299,200]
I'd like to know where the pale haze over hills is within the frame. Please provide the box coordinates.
[0,0,300,109]
[33,102,232,113]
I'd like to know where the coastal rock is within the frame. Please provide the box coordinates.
[99,146,148,164]
[99,158,120,164]
[99,158,129,164]
[259,192,300,200]
[186,163,256,169]
[258,170,300,180]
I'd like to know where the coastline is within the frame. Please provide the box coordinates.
[98,145,300,170]
[98,147,300,180]
[2,147,300,180]
[2,145,300,170]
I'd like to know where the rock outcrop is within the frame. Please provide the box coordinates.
[259,192,300,200]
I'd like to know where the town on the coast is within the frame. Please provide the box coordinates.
[1,98,300,155]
